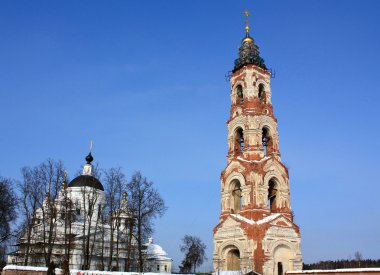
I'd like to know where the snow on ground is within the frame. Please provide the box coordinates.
[3,265,48,271]
[3,265,194,275]
[287,268,380,273]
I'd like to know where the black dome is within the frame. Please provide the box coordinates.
[68,175,104,191]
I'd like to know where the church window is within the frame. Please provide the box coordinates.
[230,180,242,212]
[76,207,80,216]
[165,265,167,271]
[157,265,160,271]
[234,127,244,154]
[258,83,265,101]
[268,179,278,211]
[236,85,244,104]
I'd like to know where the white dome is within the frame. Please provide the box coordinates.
[145,238,171,260]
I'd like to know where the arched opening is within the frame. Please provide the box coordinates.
[258,83,265,101]
[234,127,244,154]
[262,127,273,155]
[268,179,278,211]
[227,249,240,270]
[236,85,244,104]
[230,180,242,212]
[273,245,293,275]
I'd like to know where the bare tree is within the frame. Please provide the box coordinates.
[17,160,66,266]
[80,185,102,270]
[179,235,207,274]
[103,168,125,270]
[59,176,74,275]
[354,251,363,268]
[0,176,18,269]
[0,176,18,244]
[39,160,66,266]
[18,165,46,265]
[128,172,167,272]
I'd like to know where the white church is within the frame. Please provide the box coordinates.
[9,152,172,273]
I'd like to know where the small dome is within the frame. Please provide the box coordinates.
[145,239,171,260]
[242,35,254,44]
[68,175,104,191]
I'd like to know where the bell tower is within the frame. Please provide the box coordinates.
[213,11,302,275]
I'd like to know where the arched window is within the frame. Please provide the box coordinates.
[236,85,244,104]
[268,179,278,211]
[234,127,244,154]
[258,83,265,101]
[262,127,273,155]
[230,180,242,212]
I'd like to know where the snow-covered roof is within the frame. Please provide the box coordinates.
[145,238,172,261]
[230,213,281,225]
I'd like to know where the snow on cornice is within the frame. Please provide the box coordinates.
[231,213,281,225]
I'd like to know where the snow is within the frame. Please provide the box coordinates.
[230,213,281,225]
[70,272,192,275]
[3,265,48,271]
[3,266,192,275]
[213,271,243,275]
[287,268,380,273]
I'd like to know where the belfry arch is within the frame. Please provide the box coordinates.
[234,127,245,154]
[235,84,244,104]
[229,179,242,212]
[262,126,274,156]
[258,83,265,102]
[268,178,279,211]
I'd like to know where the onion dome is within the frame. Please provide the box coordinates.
[233,10,267,72]
[85,152,93,164]
[68,149,104,191]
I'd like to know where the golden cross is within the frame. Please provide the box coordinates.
[89,140,93,153]
[244,9,251,28]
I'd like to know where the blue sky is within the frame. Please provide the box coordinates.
[1,0,380,271]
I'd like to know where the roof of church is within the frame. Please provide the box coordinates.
[68,175,104,191]
[233,10,267,72]
[145,238,171,261]
[68,150,104,191]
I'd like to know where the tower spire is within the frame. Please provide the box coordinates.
[233,9,266,72]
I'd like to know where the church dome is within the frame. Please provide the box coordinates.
[68,175,104,191]
[68,148,104,191]
[145,238,171,260]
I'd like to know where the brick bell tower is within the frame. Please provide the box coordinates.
[213,11,302,275]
